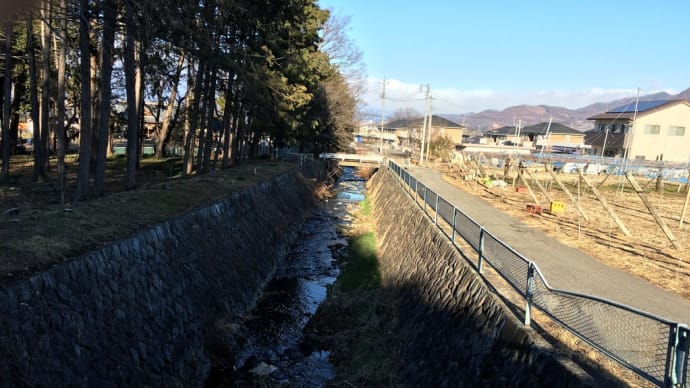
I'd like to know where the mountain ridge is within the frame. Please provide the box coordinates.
[441,88,690,132]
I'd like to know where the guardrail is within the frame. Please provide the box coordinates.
[282,152,313,166]
[387,160,689,387]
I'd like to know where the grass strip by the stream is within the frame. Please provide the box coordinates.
[305,198,401,387]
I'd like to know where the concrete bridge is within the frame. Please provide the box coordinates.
[319,152,384,167]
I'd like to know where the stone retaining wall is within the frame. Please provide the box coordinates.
[0,163,324,387]
[369,169,596,387]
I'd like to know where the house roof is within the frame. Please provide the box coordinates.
[587,99,690,121]
[520,122,581,135]
[385,115,462,129]
[485,122,580,136]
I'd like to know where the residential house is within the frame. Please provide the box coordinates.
[521,122,586,153]
[355,124,397,148]
[385,115,464,150]
[585,99,690,162]
[482,122,585,152]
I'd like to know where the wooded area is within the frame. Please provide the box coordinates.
[0,0,361,203]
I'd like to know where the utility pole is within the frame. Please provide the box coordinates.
[419,84,430,164]
[425,97,433,164]
[380,76,386,155]
[539,117,552,158]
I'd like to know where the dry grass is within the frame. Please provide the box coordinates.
[0,156,296,285]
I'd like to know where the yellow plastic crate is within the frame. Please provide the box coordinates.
[550,201,565,214]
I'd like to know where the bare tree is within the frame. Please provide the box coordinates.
[319,9,367,104]
[392,108,421,121]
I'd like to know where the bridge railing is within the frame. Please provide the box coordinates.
[281,152,313,165]
[319,153,384,165]
[387,160,689,387]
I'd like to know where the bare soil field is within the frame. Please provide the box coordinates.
[442,162,690,301]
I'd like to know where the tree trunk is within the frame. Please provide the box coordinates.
[93,0,116,196]
[124,2,138,190]
[27,19,45,182]
[9,75,24,153]
[220,79,234,169]
[231,107,244,166]
[74,0,92,202]
[39,5,51,174]
[182,61,205,176]
[155,52,185,158]
[193,66,211,173]
[200,67,217,174]
[89,15,100,178]
[656,173,664,194]
[55,0,67,206]
[135,42,144,168]
[1,22,12,183]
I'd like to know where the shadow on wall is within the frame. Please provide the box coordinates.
[369,169,627,387]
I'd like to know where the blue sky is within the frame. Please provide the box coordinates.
[317,0,690,115]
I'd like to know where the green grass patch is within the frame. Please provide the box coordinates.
[359,198,371,216]
[305,198,399,386]
[338,232,380,291]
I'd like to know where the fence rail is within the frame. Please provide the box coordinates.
[387,160,689,387]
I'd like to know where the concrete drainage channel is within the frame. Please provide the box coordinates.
[206,167,366,386]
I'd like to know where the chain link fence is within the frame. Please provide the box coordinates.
[387,160,689,387]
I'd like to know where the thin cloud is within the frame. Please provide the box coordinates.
[362,77,679,115]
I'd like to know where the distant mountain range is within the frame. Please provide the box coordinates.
[441,87,690,134]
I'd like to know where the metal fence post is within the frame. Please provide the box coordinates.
[668,324,689,387]
[478,227,485,273]
[524,262,535,326]
[414,180,418,203]
[451,208,457,245]
[434,194,439,225]
[678,325,689,388]
[423,186,428,213]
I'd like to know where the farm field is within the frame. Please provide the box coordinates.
[442,160,690,302]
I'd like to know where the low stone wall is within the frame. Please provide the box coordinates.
[369,169,595,387]
[0,163,325,386]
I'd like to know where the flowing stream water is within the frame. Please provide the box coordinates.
[207,167,367,387]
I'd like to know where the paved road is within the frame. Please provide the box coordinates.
[405,164,690,324]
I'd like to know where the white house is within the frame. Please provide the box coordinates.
[586,99,690,162]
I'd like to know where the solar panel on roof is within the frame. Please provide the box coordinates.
[608,100,668,113]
